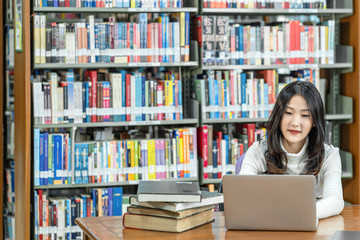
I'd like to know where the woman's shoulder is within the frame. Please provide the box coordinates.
[247,139,268,154]
[323,143,340,158]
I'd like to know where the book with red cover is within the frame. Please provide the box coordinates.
[236,123,256,148]
[197,126,208,179]
[85,70,97,122]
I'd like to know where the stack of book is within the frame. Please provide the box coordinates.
[123,181,223,232]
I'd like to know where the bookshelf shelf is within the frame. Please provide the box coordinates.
[6,65,14,70]
[201,63,352,71]
[200,171,353,182]
[325,114,353,121]
[34,177,198,190]
[202,114,352,124]
[6,155,14,160]
[202,8,353,16]
[33,7,198,13]
[203,118,268,124]
[34,118,198,129]
[33,61,198,69]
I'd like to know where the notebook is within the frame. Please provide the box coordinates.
[223,175,317,231]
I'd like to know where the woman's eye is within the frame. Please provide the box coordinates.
[302,115,310,117]
[285,112,292,115]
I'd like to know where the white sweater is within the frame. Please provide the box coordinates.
[239,137,344,219]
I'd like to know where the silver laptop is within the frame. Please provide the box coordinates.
[223,175,317,231]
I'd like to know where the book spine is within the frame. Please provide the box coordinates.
[40,15,46,64]
[34,129,40,186]
[147,140,156,180]
[34,15,41,64]
[43,133,49,185]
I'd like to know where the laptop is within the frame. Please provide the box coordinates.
[223,175,317,231]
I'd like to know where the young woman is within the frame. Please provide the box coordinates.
[239,81,344,219]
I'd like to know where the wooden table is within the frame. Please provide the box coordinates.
[75,205,360,240]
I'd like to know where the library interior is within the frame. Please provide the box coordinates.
[1,0,360,239]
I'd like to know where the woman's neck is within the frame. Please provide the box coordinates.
[281,138,306,154]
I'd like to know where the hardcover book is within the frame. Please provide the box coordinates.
[130,191,223,212]
[123,208,213,233]
[127,204,214,219]
[137,181,201,202]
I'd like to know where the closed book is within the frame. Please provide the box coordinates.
[130,191,223,212]
[122,209,213,233]
[137,181,201,202]
[127,204,214,219]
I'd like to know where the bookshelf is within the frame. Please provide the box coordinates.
[2,0,15,238]
[10,1,360,239]
[340,0,360,204]
[0,0,4,237]
[201,63,353,70]
[33,61,198,69]
[193,0,354,185]
[202,114,353,124]
[16,1,202,239]
[34,118,198,129]
[34,177,198,190]
[201,8,353,16]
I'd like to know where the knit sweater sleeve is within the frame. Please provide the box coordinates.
[239,141,267,175]
[316,146,344,219]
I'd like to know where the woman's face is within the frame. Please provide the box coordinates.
[280,95,314,154]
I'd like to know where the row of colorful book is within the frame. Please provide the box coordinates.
[4,162,15,240]
[6,27,14,67]
[195,16,335,66]
[5,110,15,157]
[34,187,123,240]
[32,70,183,125]
[5,70,14,110]
[202,0,327,9]
[3,215,15,240]
[123,181,223,232]
[194,69,321,120]
[4,161,15,214]
[34,127,198,186]
[33,12,190,64]
[198,124,266,179]
[34,0,185,8]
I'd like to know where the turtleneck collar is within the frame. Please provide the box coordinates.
[280,136,309,164]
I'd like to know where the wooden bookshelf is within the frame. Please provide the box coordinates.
[15,2,200,239]
[14,0,32,239]
[9,2,360,240]
[0,0,4,237]
[340,1,360,204]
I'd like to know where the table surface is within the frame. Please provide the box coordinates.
[75,205,360,240]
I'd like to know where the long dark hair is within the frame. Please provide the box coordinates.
[265,81,325,176]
